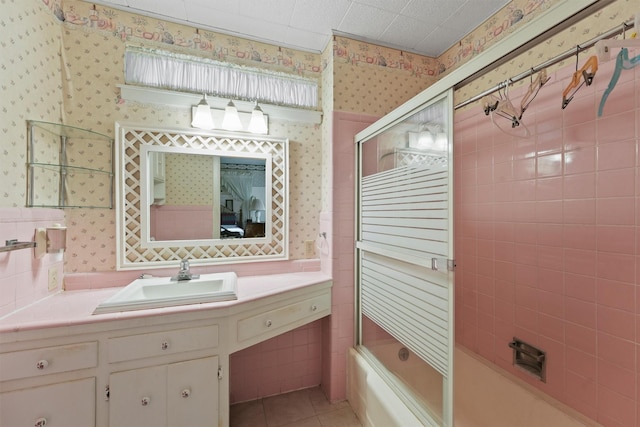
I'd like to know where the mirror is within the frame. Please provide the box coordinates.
[116,123,288,270]
[142,148,268,241]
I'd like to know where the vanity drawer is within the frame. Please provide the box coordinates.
[0,342,98,382]
[237,293,331,343]
[108,325,218,363]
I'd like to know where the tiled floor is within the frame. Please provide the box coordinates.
[230,386,363,427]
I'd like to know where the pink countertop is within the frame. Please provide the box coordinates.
[0,271,332,335]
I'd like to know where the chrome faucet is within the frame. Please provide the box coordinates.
[171,259,199,281]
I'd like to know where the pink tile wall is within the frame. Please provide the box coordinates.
[454,51,639,426]
[322,111,377,402]
[0,208,65,317]
[229,319,323,403]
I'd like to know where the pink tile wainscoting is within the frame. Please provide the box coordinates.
[230,320,323,404]
[322,111,378,402]
[0,208,65,317]
[454,49,639,426]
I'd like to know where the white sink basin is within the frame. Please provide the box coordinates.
[93,272,237,314]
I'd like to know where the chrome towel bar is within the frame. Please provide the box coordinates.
[0,239,37,253]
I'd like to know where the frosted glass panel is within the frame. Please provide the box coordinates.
[356,90,454,426]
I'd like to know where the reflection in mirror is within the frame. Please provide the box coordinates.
[370,103,449,175]
[145,151,267,242]
[116,124,288,270]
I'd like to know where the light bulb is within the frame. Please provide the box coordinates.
[221,100,242,131]
[191,94,215,129]
[248,102,268,134]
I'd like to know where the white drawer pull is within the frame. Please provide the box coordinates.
[35,418,47,426]
[265,320,272,327]
[311,305,318,312]
[181,388,191,398]
[141,396,151,406]
[161,341,169,350]
[36,360,49,370]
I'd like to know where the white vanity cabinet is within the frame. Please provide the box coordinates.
[1,378,95,427]
[228,281,332,353]
[109,356,218,427]
[0,276,332,427]
[0,341,98,427]
[105,324,222,427]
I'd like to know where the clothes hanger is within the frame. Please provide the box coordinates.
[562,48,598,109]
[484,80,531,137]
[494,80,522,128]
[598,46,640,116]
[521,68,550,113]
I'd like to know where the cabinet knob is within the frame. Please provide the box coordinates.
[265,320,272,327]
[36,360,49,370]
[34,418,47,427]
[311,305,318,312]
[141,396,151,406]
[181,388,191,398]
[161,341,170,350]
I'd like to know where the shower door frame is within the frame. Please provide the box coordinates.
[355,89,454,426]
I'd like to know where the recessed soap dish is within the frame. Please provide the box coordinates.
[508,337,546,382]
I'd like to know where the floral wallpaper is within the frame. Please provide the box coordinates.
[2,0,63,206]
[53,0,322,272]
[320,43,335,213]
[329,0,559,116]
[165,153,213,205]
[61,1,321,79]
[439,0,560,74]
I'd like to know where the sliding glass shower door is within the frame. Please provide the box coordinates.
[355,90,454,426]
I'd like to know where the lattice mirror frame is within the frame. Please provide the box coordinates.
[115,123,288,270]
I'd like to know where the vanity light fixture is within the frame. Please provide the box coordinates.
[221,100,243,131]
[248,101,268,134]
[417,129,434,149]
[187,94,271,134]
[191,93,215,129]
[409,124,447,151]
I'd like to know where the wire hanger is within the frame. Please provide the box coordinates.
[562,47,598,109]
[482,79,530,137]
[490,80,521,127]
[521,68,550,114]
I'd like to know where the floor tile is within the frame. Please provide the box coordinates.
[230,399,267,427]
[263,389,317,426]
[317,406,362,427]
[230,386,363,427]
[308,387,350,415]
[281,416,323,427]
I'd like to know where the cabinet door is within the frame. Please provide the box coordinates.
[0,377,95,427]
[167,356,219,427]
[109,365,167,427]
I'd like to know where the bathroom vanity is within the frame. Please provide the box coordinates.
[0,272,331,427]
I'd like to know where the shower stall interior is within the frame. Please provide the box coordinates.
[355,90,455,426]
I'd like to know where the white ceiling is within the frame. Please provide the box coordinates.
[85,0,510,57]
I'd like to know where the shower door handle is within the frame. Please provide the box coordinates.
[431,257,456,272]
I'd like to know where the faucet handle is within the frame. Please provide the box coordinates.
[180,259,189,270]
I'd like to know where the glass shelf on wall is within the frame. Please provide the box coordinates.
[27,120,114,209]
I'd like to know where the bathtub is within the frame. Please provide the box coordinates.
[347,344,600,427]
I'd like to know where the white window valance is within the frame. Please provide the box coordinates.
[124,47,318,109]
